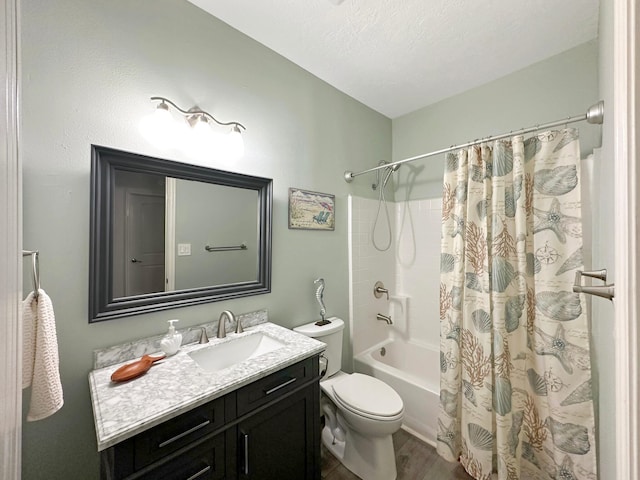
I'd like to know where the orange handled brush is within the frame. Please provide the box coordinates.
[110,354,165,382]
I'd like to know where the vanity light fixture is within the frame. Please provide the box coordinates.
[145,96,246,158]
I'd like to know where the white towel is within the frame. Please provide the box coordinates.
[22,289,64,421]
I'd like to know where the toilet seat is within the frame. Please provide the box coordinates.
[332,373,404,420]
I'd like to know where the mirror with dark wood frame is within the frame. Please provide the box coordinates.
[89,145,272,322]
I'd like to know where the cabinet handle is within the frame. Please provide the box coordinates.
[158,420,211,448]
[264,377,297,395]
[243,433,250,475]
[185,465,211,480]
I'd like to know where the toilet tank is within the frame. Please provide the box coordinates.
[293,317,344,378]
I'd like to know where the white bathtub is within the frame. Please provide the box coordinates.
[353,338,439,446]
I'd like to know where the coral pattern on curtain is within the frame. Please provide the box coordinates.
[438,129,597,480]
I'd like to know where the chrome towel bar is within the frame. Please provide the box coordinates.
[22,250,40,299]
[204,243,247,252]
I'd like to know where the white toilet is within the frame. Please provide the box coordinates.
[294,317,404,480]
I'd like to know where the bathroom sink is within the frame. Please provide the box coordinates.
[188,333,286,373]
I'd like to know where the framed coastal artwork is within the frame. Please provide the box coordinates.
[288,188,335,231]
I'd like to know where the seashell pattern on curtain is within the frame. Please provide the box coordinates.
[438,129,597,479]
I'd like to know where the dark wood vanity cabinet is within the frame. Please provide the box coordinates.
[100,356,320,480]
[237,385,318,479]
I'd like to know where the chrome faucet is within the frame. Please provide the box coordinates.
[217,310,236,338]
[376,313,393,325]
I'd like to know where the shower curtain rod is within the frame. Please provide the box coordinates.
[343,100,604,183]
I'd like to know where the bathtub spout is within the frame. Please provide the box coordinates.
[376,313,393,324]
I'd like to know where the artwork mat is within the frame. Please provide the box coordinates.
[288,188,335,231]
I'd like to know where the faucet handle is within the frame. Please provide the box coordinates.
[235,317,244,334]
[199,327,209,344]
[373,281,389,300]
[189,326,209,344]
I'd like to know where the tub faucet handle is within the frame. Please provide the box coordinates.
[374,281,389,300]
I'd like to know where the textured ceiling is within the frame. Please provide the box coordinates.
[187,0,600,118]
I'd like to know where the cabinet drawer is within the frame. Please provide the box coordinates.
[236,356,317,417]
[133,397,225,470]
[137,432,226,480]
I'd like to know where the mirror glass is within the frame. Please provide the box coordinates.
[90,145,272,322]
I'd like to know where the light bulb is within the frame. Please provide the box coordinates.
[226,125,245,158]
[192,115,211,138]
[185,115,215,158]
[139,101,177,149]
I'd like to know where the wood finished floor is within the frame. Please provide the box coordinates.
[321,429,473,480]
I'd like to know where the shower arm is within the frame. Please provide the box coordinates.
[344,101,604,183]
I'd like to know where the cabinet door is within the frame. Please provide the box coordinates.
[237,384,320,480]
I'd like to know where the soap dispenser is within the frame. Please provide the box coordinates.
[160,319,182,356]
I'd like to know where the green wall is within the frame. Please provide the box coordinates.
[174,180,259,289]
[20,1,389,478]
[391,40,601,200]
[20,1,609,478]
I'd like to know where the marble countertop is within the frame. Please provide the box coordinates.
[89,322,325,451]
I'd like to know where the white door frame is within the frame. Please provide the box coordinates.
[0,0,22,477]
[613,0,639,478]
[165,177,176,291]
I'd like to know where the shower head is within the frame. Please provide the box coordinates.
[381,164,398,189]
[372,162,400,191]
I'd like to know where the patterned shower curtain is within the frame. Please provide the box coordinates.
[438,129,597,480]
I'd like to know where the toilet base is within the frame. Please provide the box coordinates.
[321,424,397,480]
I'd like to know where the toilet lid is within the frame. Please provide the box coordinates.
[332,373,403,417]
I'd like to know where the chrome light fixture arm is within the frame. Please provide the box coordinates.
[150,96,246,131]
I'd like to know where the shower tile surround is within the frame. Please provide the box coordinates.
[349,196,399,356]
[394,198,442,348]
[349,196,441,355]
[88,312,325,451]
